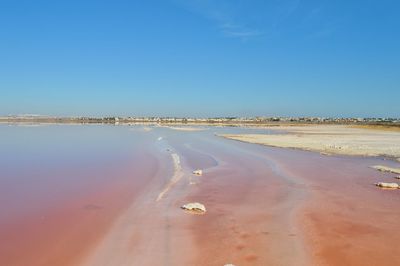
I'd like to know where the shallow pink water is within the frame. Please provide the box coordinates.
[0,125,161,265]
[1,125,399,266]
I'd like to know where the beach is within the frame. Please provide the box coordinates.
[221,125,400,158]
[1,125,399,265]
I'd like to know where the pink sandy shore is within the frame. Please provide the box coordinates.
[2,128,400,266]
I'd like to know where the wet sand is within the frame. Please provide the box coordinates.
[1,125,400,265]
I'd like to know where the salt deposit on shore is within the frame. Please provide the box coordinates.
[156,153,184,201]
[192,169,203,176]
[221,125,400,158]
[181,202,206,214]
[372,165,400,174]
[167,126,205,132]
[375,182,400,189]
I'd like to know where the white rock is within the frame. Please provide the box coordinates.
[181,202,206,213]
[193,169,203,176]
[395,176,400,179]
[375,182,400,189]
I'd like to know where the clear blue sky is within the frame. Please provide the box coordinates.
[1,0,399,117]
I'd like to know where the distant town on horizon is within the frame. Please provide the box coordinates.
[1,114,399,126]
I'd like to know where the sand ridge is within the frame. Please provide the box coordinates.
[156,153,184,201]
[166,126,206,132]
[371,165,400,174]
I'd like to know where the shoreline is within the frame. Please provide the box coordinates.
[1,119,400,131]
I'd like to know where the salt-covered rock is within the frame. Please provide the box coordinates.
[181,202,206,214]
[395,175,400,179]
[193,169,203,176]
[375,182,400,189]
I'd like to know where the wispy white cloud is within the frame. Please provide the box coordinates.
[172,0,263,41]
[219,22,263,39]
[277,0,301,25]
[298,4,340,40]
[172,0,336,41]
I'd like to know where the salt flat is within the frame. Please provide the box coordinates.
[221,125,400,159]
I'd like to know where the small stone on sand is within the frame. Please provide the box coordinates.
[181,202,206,214]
